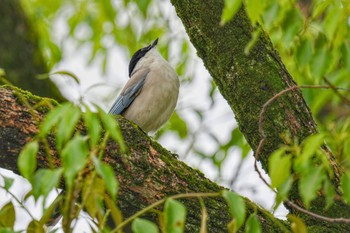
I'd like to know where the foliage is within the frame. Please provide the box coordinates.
[132,218,159,233]
[222,190,246,232]
[3,103,124,231]
[19,0,191,75]
[244,0,350,124]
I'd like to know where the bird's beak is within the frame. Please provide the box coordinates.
[150,38,158,48]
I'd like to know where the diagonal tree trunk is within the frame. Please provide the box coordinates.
[170,0,349,231]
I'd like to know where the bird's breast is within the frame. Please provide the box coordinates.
[123,60,179,132]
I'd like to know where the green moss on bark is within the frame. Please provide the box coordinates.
[171,0,349,231]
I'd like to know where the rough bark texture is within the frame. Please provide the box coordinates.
[0,86,289,232]
[170,0,350,232]
[0,0,65,102]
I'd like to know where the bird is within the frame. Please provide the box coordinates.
[109,38,179,133]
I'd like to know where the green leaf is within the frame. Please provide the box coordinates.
[0,228,16,233]
[341,172,350,204]
[244,29,261,55]
[104,194,124,226]
[56,105,81,150]
[245,213,261,233]
[312,0,331,19]
[18,141,38,180]
[132,218,159,233]
[39,103,71,138]
[245,0,265,25]
[275,176,293,210]
[0,202,16,228]
[102,55,108,74]
[100,112,126,152]
[262,1,280,29]
[288,215,307,233]
[100,0,117,20]
[222,190,246,231]
[311,47,328,80]
[294,133,325,173]
[324,7,342,41]
[1,175,14,191]
[227,219,238,233]
[323,179,335,209]
[299,166,325,208]
[301,133,324,159]
[0,68,5,76]
[310,88,331,116]
[83,109,102,147]
[344,138,350,163]
[164,199,187,233]
[32,168,63,200]
[50,70,80,84]
[83,177,105,220]
[220,0,242,25]
[93,157,119,199]
[27,220,45,233]
[61,135,89,188]
[40,193,63,226]
[229,128,250,158]
[269,148,291,188]
[168,112,188,139]
[135,0,151,16]
[47,41,62,67]
[342,42,350,71]
[282,9,303,46]
[296,38,313,67]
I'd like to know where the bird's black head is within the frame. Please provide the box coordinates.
[128,38,158,77]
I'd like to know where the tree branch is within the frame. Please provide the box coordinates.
[170,0,350,231]
[0,85,287,232]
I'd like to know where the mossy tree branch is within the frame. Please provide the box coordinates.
[170,0,350,231]
[0,85,287,232]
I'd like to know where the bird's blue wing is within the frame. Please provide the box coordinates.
[108,69,149,115]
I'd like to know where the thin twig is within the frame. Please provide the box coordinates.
[254,84,350,224]
[229,157,244,188]
[254,138,273,189]
[0,186,36,220]
[285,200,350,223]
[198,197,208,233]
[111,192,220,233]
[323,78,350,106]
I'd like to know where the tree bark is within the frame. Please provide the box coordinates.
[170,0,349,231]
[0,85,288,232]
[0,0,65,102]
